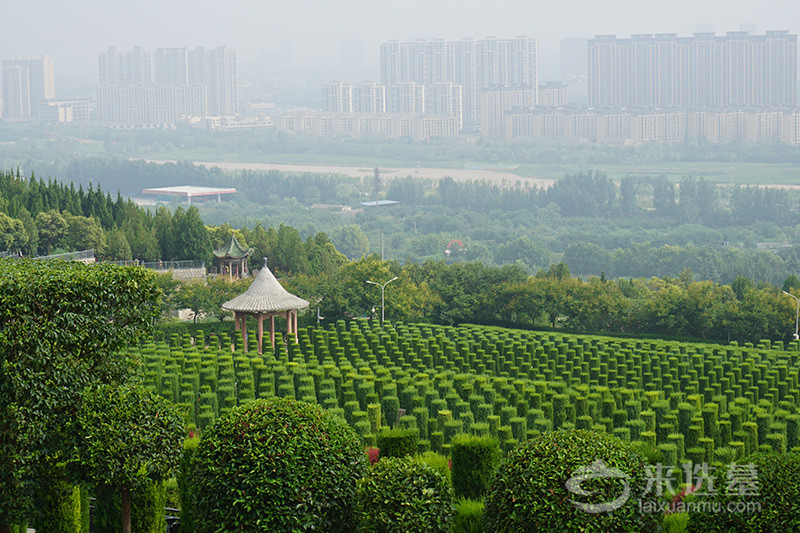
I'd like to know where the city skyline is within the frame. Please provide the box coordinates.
[2,0,798,91]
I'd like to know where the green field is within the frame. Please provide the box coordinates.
[134,321,800,462]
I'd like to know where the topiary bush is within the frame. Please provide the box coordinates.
[176,437,199,533]
[376,427,419,459]
[356,456,454,533]
[188,397,367,532]
[484,429,658,532]
[450,433,500,499]
[452,498,484,533]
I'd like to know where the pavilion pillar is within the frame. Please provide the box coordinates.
[239,315,247,345]
[270,315,275,349]
[293,310,299,342]
[257,313,264,355]
[234,312,241,331]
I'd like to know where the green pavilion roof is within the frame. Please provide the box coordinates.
[214,233,250,259]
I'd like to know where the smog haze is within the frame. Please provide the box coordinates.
[3,0,799,88]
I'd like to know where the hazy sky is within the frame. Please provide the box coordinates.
[3,0,799,87]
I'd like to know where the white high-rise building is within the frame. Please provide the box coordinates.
[97,45,238,124]
[587,31,797,108]
[1,55,54,120]
[380,36,537,130]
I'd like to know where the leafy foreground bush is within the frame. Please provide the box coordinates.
[415,451,451,483]
[357,456,454,533]
[484,429,658,533]
[687,452,800,532]
[187,397,367,532]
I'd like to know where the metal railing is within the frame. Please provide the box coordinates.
[105,259,205,270]
[34,249,95,261]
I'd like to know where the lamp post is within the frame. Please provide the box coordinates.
[783,291,800,340]
[366,276,398,325]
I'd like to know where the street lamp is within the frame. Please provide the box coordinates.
[783,291,800,340]
[366,276,398,325]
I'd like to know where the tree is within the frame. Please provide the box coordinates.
[35,210,67,255]
[62,212,106,254]
[493,236,551,271]
[372,167,382,208]
[0,260,160,532]
[153,207,174,260]
[74,384,183,533]
[175,277,250,323]
[172,206,212,264]
[0,213,28,253]
[330,224,370,259]
[104,228,133,261]
[782,274,800,293]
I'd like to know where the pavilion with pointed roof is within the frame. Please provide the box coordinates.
[222,258,309,354]
[214,233,250,280]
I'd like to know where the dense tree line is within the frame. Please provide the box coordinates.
[8,123,800,167]
[0,170,345,276]
[282,257,798,346]
[4,167,800,345]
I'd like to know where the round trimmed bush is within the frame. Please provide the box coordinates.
[188,397,367,532]
[484,429,658,532]
[357,456,454,532]
[687,452,800,532]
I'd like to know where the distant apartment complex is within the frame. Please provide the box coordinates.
[320,79,464,132]
[276,111,460,140]
[96,46,238,125]
[587,31,797,108]
[379,37,538,130]
[1,55,55,120]
[482,30,800,144]
[501,107,800,144]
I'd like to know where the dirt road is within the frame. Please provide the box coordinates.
[147,159,555,189]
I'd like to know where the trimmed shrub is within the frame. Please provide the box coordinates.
[452,498,484,533]
[176,437,199,533]
[188,397,367,532]
[377,427,420,459]
[30,477,85,533]
[356,456,454,533]
[450,434,501,500]
[484,429,658,533]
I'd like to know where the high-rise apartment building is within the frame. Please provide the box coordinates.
[322,82,387,114]
[380,36,537,130]
[204,46,238,117]
[587,31,797,108]
[1,55,55,120]
[97,46,237,125]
